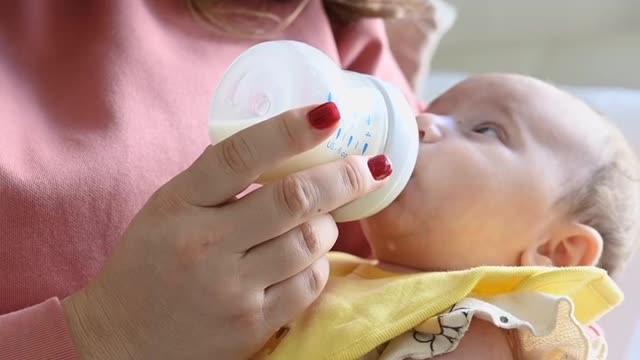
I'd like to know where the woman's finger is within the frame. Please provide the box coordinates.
[170,102,341,207]
[241,214,338,287]
[221,154,392,250]
[261,256,330,332]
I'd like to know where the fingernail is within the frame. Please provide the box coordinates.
[308,102,341,130]
[368,154,393,181]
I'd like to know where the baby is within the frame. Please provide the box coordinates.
[365,73,638,276]
[256,74,640,360]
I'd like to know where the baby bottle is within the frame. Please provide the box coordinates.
[209,40,418,222]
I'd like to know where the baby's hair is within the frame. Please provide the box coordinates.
[566,109,640,278]
[188,0,430,38]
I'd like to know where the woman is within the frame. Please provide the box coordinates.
[0,0,439,358]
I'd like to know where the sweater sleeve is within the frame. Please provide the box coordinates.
[0,298,78,359]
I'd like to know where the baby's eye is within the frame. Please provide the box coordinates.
[473,124,501,140]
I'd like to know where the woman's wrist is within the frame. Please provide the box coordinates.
[62,286,134,359]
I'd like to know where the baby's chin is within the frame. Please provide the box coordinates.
[371,241,450,273]
[361,174,427,243]
[362,214,435,271]
[376,173,425,222]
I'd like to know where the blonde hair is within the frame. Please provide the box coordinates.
[188,0,429,38]
[567,118,640,278]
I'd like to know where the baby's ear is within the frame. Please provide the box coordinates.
[520,223,603,267]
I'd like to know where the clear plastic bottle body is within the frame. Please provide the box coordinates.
[210,41,388,181]
[209,41,418,221]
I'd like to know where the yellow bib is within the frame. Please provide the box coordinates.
[259,252,622,360]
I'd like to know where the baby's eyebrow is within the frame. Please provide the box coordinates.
[491,100,523,138]
[489,99,524,147]
[493,101,517,125]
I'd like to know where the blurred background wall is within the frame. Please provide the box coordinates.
[431,0,640,88]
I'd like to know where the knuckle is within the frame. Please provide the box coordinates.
[304,261,327,296]
[218,135,254,176]
[340,158,366,195]
[148,186,187,216]
[276,175,318,217]
[228,300,266,335]
[297,222,320,257]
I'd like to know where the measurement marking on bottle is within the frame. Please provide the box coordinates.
[367,116,372,126]
[328,92,333,102]
[348,136,353,147]
[362,143,369,154]
[326,140,349,158]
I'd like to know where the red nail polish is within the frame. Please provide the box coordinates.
[308,102,340,130]
[368,154,393,181]
[419,130,425,140]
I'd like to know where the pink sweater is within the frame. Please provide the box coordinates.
[0,1,414,358]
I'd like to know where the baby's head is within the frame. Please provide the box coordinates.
[362,74,640,277]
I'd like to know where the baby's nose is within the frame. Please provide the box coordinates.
[417,114,456,143]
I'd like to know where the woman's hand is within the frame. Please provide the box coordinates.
[61,102,392,360]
